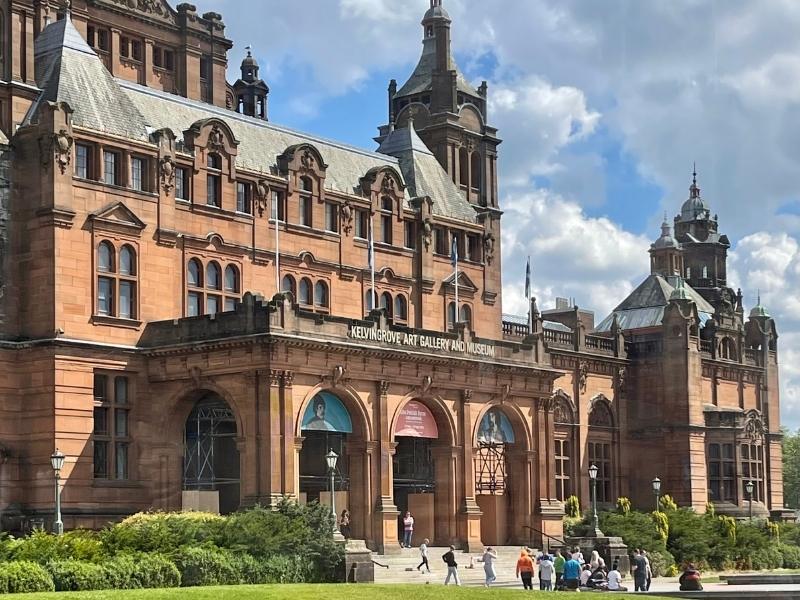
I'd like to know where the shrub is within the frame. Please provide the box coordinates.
[616,497,631,515]
[665,564,679,577]
[100,511,223,556]
[230,553,270,584]
[47,560,107,591]
[599,510,667,557]
[0,560,55,593]
[174,546,238,587]
[651,511,669,543]
[704,502,715,517]
[563,515,586,538]
[565,495,580,518]
[767,521,780,539]
[131,553,181,589]
[659,495,678,511]
[646,548,675,578]
[12,530,104,564]
[779,543,800,569]
[263,554,312,583]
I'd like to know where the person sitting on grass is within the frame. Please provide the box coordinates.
[607,561,627,592]
[588,565,608,589]
[580,563,592,587]
[679,563,703,591]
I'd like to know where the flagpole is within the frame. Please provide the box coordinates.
[370,214,375,310]
[274,192,280,294]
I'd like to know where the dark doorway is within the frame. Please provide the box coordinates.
[393,436,435,542]
[299,431,350,502]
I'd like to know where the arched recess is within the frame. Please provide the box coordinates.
[295,385,371,541]
[472,401,532,546]
[390,394,457,546]
[587,394,618,506]
[182,390,241,515]
[552,389,577,502]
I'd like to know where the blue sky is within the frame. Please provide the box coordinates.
[214,0,800,430]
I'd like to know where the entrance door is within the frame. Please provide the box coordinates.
[475,407,516,545]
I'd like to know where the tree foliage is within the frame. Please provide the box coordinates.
[783,427,800,509]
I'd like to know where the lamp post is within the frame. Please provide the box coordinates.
[745,480,754,521]
[588,464,603,537]
[652,477,662,513]
[50,449,65,535]
[325,449,340,535]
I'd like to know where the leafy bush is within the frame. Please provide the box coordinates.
[705,502,715,517]
[565,495,580,518]
[174,546,238,587]
[659,495,678,511]
[779,543,800,569]
[600,510,666,556]
[11,530,104,565]
[131,553,181,588]
[651,511,669,542]
[645,548,675,577]
[563,515,586,538]
[616,497,631,515]
[100,511,223,556]
[102,554,140,590]
[47,560,107,591]
[263,554,312,583]
[0,560,55,593]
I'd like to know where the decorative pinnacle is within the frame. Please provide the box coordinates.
[690,163,700,199]
[245,45,252,57]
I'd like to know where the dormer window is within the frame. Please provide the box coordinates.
[206,154,222,208]
[380,197,393,245]
[299,176,313,227]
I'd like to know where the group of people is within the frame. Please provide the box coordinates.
[514,547,628,592]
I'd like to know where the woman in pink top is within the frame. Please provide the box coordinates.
[402,511,414,548]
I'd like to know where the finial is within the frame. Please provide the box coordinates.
[408,115,415,130]
[692,161,697,186]
[757,289,761,305]
[245,44,252,57]
[64,0,72,16]
[689,163,700,199]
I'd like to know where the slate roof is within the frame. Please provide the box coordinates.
[594,274,714,333]
[396,37,479,98]
[502,313,573,333]
[22,16,478,225]
[378,125,475,222]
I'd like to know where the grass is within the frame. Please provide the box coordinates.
[8,584,674,599]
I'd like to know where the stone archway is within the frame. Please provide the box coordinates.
[182,392,240,514]
[390,396,457,547]
[473,403,532,546]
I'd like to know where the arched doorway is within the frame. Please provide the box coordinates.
[298,391,353,530]
[392,400,438,545]
[475,406,526,546]
[183,393,240,514]
[588,396,617,509]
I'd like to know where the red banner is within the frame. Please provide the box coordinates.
[395,400,439,439]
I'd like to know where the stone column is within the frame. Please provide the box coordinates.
[534,396,564,548]
[373,380,399,553]
[110,29,122,77]
[431,444,458,546]
[265,369,283,506]
[281,370,296,499]
[458,389,482,551]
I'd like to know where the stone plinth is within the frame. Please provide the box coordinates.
[343,539,374,583]
[566,535,629,574]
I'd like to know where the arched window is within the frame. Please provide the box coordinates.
[553,392,576,502]
[702,265,709,279]
[119,245,135,276]
[447,301,456,330]
[224,265,239,293]
[298,278,312,305]
[588,398,616,503]
[394,295,408,322]
[458,147,469,186]
[314,281,329,308]
[281,275,296,298]
[98,241,115,273]
[365,288,377,311]
[470,152,481,190]
[96,241,137,319]
[460,304,472,328]
[379,291,393,317]
[188,259,202,287]
[206,262,221,290]
[720,337,737,361]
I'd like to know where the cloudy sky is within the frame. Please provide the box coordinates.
[210,0,800,428]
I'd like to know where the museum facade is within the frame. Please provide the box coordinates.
[0,0,789,553]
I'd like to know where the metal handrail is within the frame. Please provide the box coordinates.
[522,525,568,550]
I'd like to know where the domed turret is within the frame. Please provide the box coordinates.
[652,217,680,250]
[233,46,269,120]
[650,215,684,277]
[750,293,770,319]
[679,167,710,222]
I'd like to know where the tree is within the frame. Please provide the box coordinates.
[782,427,800,509]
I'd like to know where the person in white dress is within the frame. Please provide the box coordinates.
[482,547,499,587]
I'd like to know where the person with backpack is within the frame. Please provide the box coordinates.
[442,545,460,586]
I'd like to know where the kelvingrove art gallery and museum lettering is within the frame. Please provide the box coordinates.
[347,325,497,357]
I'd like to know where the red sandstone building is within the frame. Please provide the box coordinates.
[0,0,789,552]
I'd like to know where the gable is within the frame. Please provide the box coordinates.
[89,202,146,235]
[443,271,478,293]
[91,0,177,25]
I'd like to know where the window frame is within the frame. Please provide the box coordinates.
[175,166,190,202]
[93,373,132,481]
[130,155,147,192]
[206,154,222,208]
[103,150,120,186]
[95,241,138,321]
[186,258,240,317]
[236,181,253,214]
[75,143,92,179]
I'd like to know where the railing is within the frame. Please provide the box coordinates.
[544,329,574,347]
[585,334,614,353]
[744,348,761,366]
[522,525,567,552]
[502,320,529,338]
[700,339,712,354]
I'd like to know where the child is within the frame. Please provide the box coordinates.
[416,538,431,573]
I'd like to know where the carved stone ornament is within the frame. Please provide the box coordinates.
[422,218,433,251]
[159,155,176,194]
[381,175,396,195]
[378,380,390,396]
[616,366,626,393]
[331,365,345,387]
[108,0,166,16]
[743,409,765,441]
[554,397,573,424]
[420,375,433,396]
[282,370,295,387]
[483,232,495,265]
[41,129,74,174]
[340,201,354,235]
[255,180,270,217]
[578,360,589,393]
[300,148,314,170]
[208,125,225,152]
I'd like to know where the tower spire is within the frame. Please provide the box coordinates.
[690,163,700,199]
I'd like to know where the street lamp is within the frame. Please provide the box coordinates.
[588,464,603,536]
[325,449,340,535]
[745,480,754,521]
[652,477,662,512]
[50,449,65,535]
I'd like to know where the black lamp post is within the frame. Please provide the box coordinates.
[325,449,340,535]
[745,480,754,521]
[588,464,603,536]
[50,449,65,535]
[652,477,662,512]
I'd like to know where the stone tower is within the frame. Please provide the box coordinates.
[232,48,269,120]
[376,0,501,208]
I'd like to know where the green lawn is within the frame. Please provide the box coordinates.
[8,584,672,599]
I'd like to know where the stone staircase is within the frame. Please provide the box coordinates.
[373,545,538,588]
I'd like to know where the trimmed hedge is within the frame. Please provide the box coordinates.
[47,560,107,592]
[0,560,55,594]
[174,546,239,587]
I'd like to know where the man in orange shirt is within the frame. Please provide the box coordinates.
[516,549,535,590]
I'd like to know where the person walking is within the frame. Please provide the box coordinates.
[539,553,554,591]
[642,549,653,591]
[340,509,351,540]
[482,547,498,587]
[632,549,648,592]
[443,545,460,586]
[553,549,566,589]
[563,551,582,590]
[516,549,535,590]
[402,511,414,548]
[417,538,431,573]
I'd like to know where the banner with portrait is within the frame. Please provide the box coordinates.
[301,391,353,433]
[477,408,515,444]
